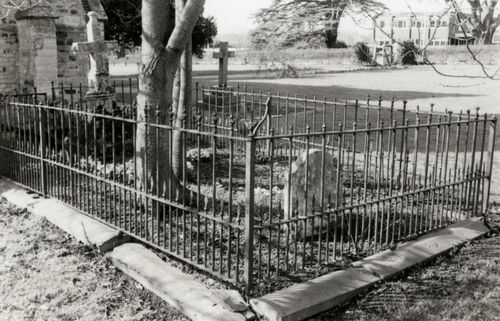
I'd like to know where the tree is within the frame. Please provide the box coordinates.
[101,0,217,57]
[1,0,41,18]
[171,0,192,180]
[251,0,384,49]
[136,0,205,194]
[448,0,500,44]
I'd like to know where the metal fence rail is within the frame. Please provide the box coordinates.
[0,86,496,298]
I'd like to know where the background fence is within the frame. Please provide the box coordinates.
[0,84,496,297]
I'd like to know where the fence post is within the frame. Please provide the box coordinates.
[483,116,497,217]
[266,97,272,156]
[244,133,256,299]
[38,104,47,197]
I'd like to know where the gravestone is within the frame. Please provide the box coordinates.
[213,42,235,88]
[283,149,342,237]
[203,42,238,114]
[72,11,117,108]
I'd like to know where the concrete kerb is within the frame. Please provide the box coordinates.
[0,178,255,321]
[0,178,129,252]
[108,243,254,321]
[2,178,489,321]
[250,220,491,321]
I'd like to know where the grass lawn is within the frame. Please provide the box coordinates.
[312,214,500,321]
[1,197,500,321]
[0,199,188,321]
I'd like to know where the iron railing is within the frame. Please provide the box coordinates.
[0,85,496,298]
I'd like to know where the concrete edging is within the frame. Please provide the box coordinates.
[0,178,129,252]
[0,178,255,321]
[250,220,491,321]
[108,243,253,321]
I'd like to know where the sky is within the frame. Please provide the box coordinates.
[204,0,466,35]
[204,0,272,34]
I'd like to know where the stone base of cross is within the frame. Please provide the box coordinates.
[213,42,235,88]
[72,11,117,99]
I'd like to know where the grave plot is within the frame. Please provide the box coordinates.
[0,84,495,298]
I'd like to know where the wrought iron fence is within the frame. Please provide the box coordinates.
[0,84,496,298]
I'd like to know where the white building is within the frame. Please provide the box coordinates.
[338,0,500,46]
[373,12,464,47]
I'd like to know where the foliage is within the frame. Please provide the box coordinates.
[332,40,348,48]
[191,15,218,58]
[354,42,371,63]
[251,0,385,50]
[101,0,217,57]
[400,41,418,65]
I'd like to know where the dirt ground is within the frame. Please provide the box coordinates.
[0,199,187,321]
[311,209,500,321]
[1,198,500,321]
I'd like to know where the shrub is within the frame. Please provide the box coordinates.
[332,41,348,48]
[354,42,371,63]
[400,40,418,65]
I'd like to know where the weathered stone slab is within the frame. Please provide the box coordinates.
[0,179,42,209]
[108,243,252,321]
[31,199,129,252]
[354,220,491,280]
[283,149,341,236]
[250,220,490,321]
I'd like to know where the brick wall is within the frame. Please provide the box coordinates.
[0,8,18,93]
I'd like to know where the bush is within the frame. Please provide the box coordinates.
[332,41,348,49]
[354,42,371,63]
[400,41,418,65]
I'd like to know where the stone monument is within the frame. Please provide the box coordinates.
[72,11,117,99]
[213,42,235,88]
[0,0,107,95]
[204,42,237,113]
[283,149,342,237]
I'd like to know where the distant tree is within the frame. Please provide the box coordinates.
[446,0,500,45]
[251,0,385,49]
[400,40,418,65]
[1,0,41,18]
[101,0,217,57]
[353,42,371,63]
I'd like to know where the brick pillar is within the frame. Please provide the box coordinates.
[15,6,58,95]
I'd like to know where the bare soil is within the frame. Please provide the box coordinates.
[309,207,500,321]
[0,198,188,321]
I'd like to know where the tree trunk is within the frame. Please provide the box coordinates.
[324,4,343,49]
[136,0,204,198]
[172,0,193,180]
[482,24,498,44]
[136,0,172,194]
[324,23,339,48]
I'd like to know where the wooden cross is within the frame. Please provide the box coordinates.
[212,42,235,88]
[72,11,117,96]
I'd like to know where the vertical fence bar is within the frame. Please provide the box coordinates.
[467,109,479,216]
[38,104,47,197]
[483,116,497,218]
[244,134,255,298]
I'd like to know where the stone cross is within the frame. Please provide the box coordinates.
[212,42,235,88]
[72,11,117,96]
